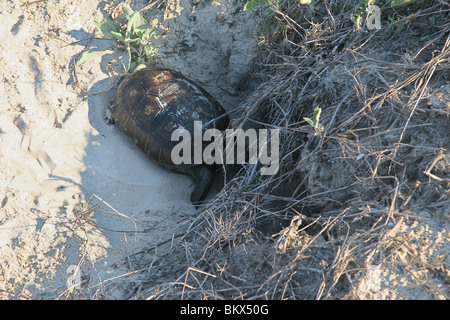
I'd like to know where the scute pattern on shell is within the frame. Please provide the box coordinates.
[109,67,229,171]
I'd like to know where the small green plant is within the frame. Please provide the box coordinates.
[351,0,378,29]
[351,0,418,29]
[303,107,324,136]
[244,0,284,48]
[77,2,158,73]
[242,172,263,188]
[243,0,269,11]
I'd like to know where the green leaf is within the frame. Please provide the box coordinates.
[122,2,134,21]
[351,14,362,27]
[121,47,132,72]
[134,63,147,72]
[110,30,126,43]
[244,0,262,11]
[76,48,105,66]
[313,107,322,122]
[127,11,147,37]
[134,24,152,40]
[303,117,314,127]
[124,36,141,47]
[94,20,121,39]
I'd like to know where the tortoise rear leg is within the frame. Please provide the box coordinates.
[188,165,213,206]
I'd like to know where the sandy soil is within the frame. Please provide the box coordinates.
[0,0,257,299]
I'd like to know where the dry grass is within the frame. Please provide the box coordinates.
[127,0,450,300]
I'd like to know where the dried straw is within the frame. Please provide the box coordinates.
[129,0,450,300]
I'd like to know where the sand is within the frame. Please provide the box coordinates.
[0,0,257,299]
